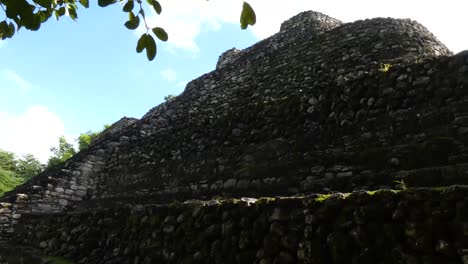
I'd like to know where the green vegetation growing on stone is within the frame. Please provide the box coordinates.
[43,256,75,264]
[379,63,392,72]
[164,94,176,102]
[366,190,379,195]
[256,197,276,204]
[394,179,407,190]
[314,194,331,202]
[366,189,401,196]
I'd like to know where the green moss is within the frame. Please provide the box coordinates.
[43,256,75,264]
[432,186,448,192]
[378,63,392,72]
[366,189,401,196]
[366,190,379,195]
[256,197,276,204]
[314,194,331,203]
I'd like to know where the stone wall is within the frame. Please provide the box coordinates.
[2,12,456,210]
[0,117,136,237]
[14,186,468,264]
[0,11,457,224]
[215,11,343,71]
[279,10,343,33]
[91,14,454,203]
[90,117,138,145]
[216,48,241,69]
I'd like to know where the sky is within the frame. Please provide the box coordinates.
[0,0,467,163]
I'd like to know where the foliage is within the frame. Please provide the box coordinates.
[15,154,45,180]
[394,179,407,190]
[77,124,110,151]
[0,0,256,61]
[0,149,16,172]
[77,130,100,151]
[43,256,75,264]
[379,63,392,72]
[0,168,23,197]
[0,149,44,180]
[47,136,76,168]
[240,2,256,29]
[164,94,176,101]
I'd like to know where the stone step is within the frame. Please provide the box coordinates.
[394,163,468,187]
[0,240,44,264]
[0,241,72,264]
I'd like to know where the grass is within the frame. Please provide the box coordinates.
[0,168,23,197]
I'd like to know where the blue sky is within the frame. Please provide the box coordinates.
[1,0,467,162]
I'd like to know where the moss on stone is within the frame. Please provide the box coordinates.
[314,194,331,202]
[43,256,75,264]
[255,197,276,204]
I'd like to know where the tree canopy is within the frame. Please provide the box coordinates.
[47,136,77,168]
[77,124,110,151]
[0,168,22,197]
[0,0,256,61]
[0,149,44,196]
[0,149,44,179]
[47,124,109,168]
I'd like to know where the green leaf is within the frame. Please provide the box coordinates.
[67,4,78,20]
[0,21,9,40]
[151,0,162,14]
[5,0,29,20]
[33,0,53,8]
[136,33,147,53]
[20,2,41,31]
[145,34,157,61]
[98,0,116,7]
[79,0,89,8]
[124,11,140,30]
[7,22,15,38]
[24,12,42,31]
[240,1,256,29]
[12,17,22,32]
[152,27,168,42]
[54,7,65,20]
[123,0,134,12]
[56,6,66,17]
[37,10,52,23]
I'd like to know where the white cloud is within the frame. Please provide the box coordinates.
[176,80,188,88]
[141,0,467,53]
[244,0,468,53]
[0,41,5,48]
[1,69,32,93]
[141,0,241,53]
[160,68,177,82]
[0,106,69,163]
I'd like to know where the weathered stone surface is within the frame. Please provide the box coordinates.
[9,188,468,264]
